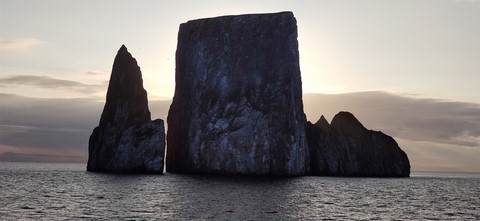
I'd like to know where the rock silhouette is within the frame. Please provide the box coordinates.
[86,12,411,177]
[87,45,165,173]
[306,112,410,177]
[166,12,309,175]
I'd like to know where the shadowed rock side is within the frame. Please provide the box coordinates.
[167,12,309,176]
[306,112,410,177]
[87,45,165,173]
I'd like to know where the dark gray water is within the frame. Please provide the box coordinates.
[0,162,478,220]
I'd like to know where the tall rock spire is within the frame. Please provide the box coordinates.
[100,44,150,129]
[87,45,165,173]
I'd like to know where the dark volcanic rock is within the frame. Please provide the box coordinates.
[306,112,410,177]
[87,45,165,173]
[167,12,308,176]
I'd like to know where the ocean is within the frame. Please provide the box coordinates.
[0,162,478,220]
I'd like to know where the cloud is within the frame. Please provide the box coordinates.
[0,38,43,50]
[0,75,106,95]
[0,94,103,154]
[0,124,90,150]
[0,152,86,163]
[81,70,110,76]
[0,93,171,163]
[1,91,479,171]
[398,138,480,172]
[303,91,480,148]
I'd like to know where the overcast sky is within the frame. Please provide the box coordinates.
[1,0,479,171]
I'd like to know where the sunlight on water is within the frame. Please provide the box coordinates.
[0,162,479,220]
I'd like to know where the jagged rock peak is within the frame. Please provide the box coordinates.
[330,111,366,133]
[306,111,410,177]
[114,45,140,66]
[100,45,150,130]
[314,115,329,128]
[112,45,139,71]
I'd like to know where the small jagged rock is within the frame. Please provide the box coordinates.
[87,45,165,173]
[167,12,308,176]
[306,112,410,177]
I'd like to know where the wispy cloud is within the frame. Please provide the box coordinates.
[0,38,44,50]
[82,70,109,76]
[0,152,87,163]
[0,94,169,155]
[397,138,480,172]
[0,75,106,94]
[0,94,102,156]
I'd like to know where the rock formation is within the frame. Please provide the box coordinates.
[87,45,165,173]
[306,112,410,177]
[167,12,309,176]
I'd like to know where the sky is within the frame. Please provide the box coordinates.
[1,0,479,171]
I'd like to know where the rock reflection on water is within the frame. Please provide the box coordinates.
[164,175,299,220]
[0,162,479,220]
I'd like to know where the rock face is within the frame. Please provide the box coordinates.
[87,45,165,173]
[306,112,410,177]
[167,12,308,176]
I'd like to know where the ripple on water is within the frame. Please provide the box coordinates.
[0,163,479,220]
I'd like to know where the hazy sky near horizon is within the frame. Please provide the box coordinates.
[1,0,480,172]
[1,0,480,102]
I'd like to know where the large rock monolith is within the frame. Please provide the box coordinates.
[87,45,165,173]
[306,112,410,177]
[167,12,308,176]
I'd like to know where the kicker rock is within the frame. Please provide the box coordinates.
[87,45,165,173]
[167,12,309,175]
[306,112,410,177]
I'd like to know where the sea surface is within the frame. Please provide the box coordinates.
[0,162,478,220]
